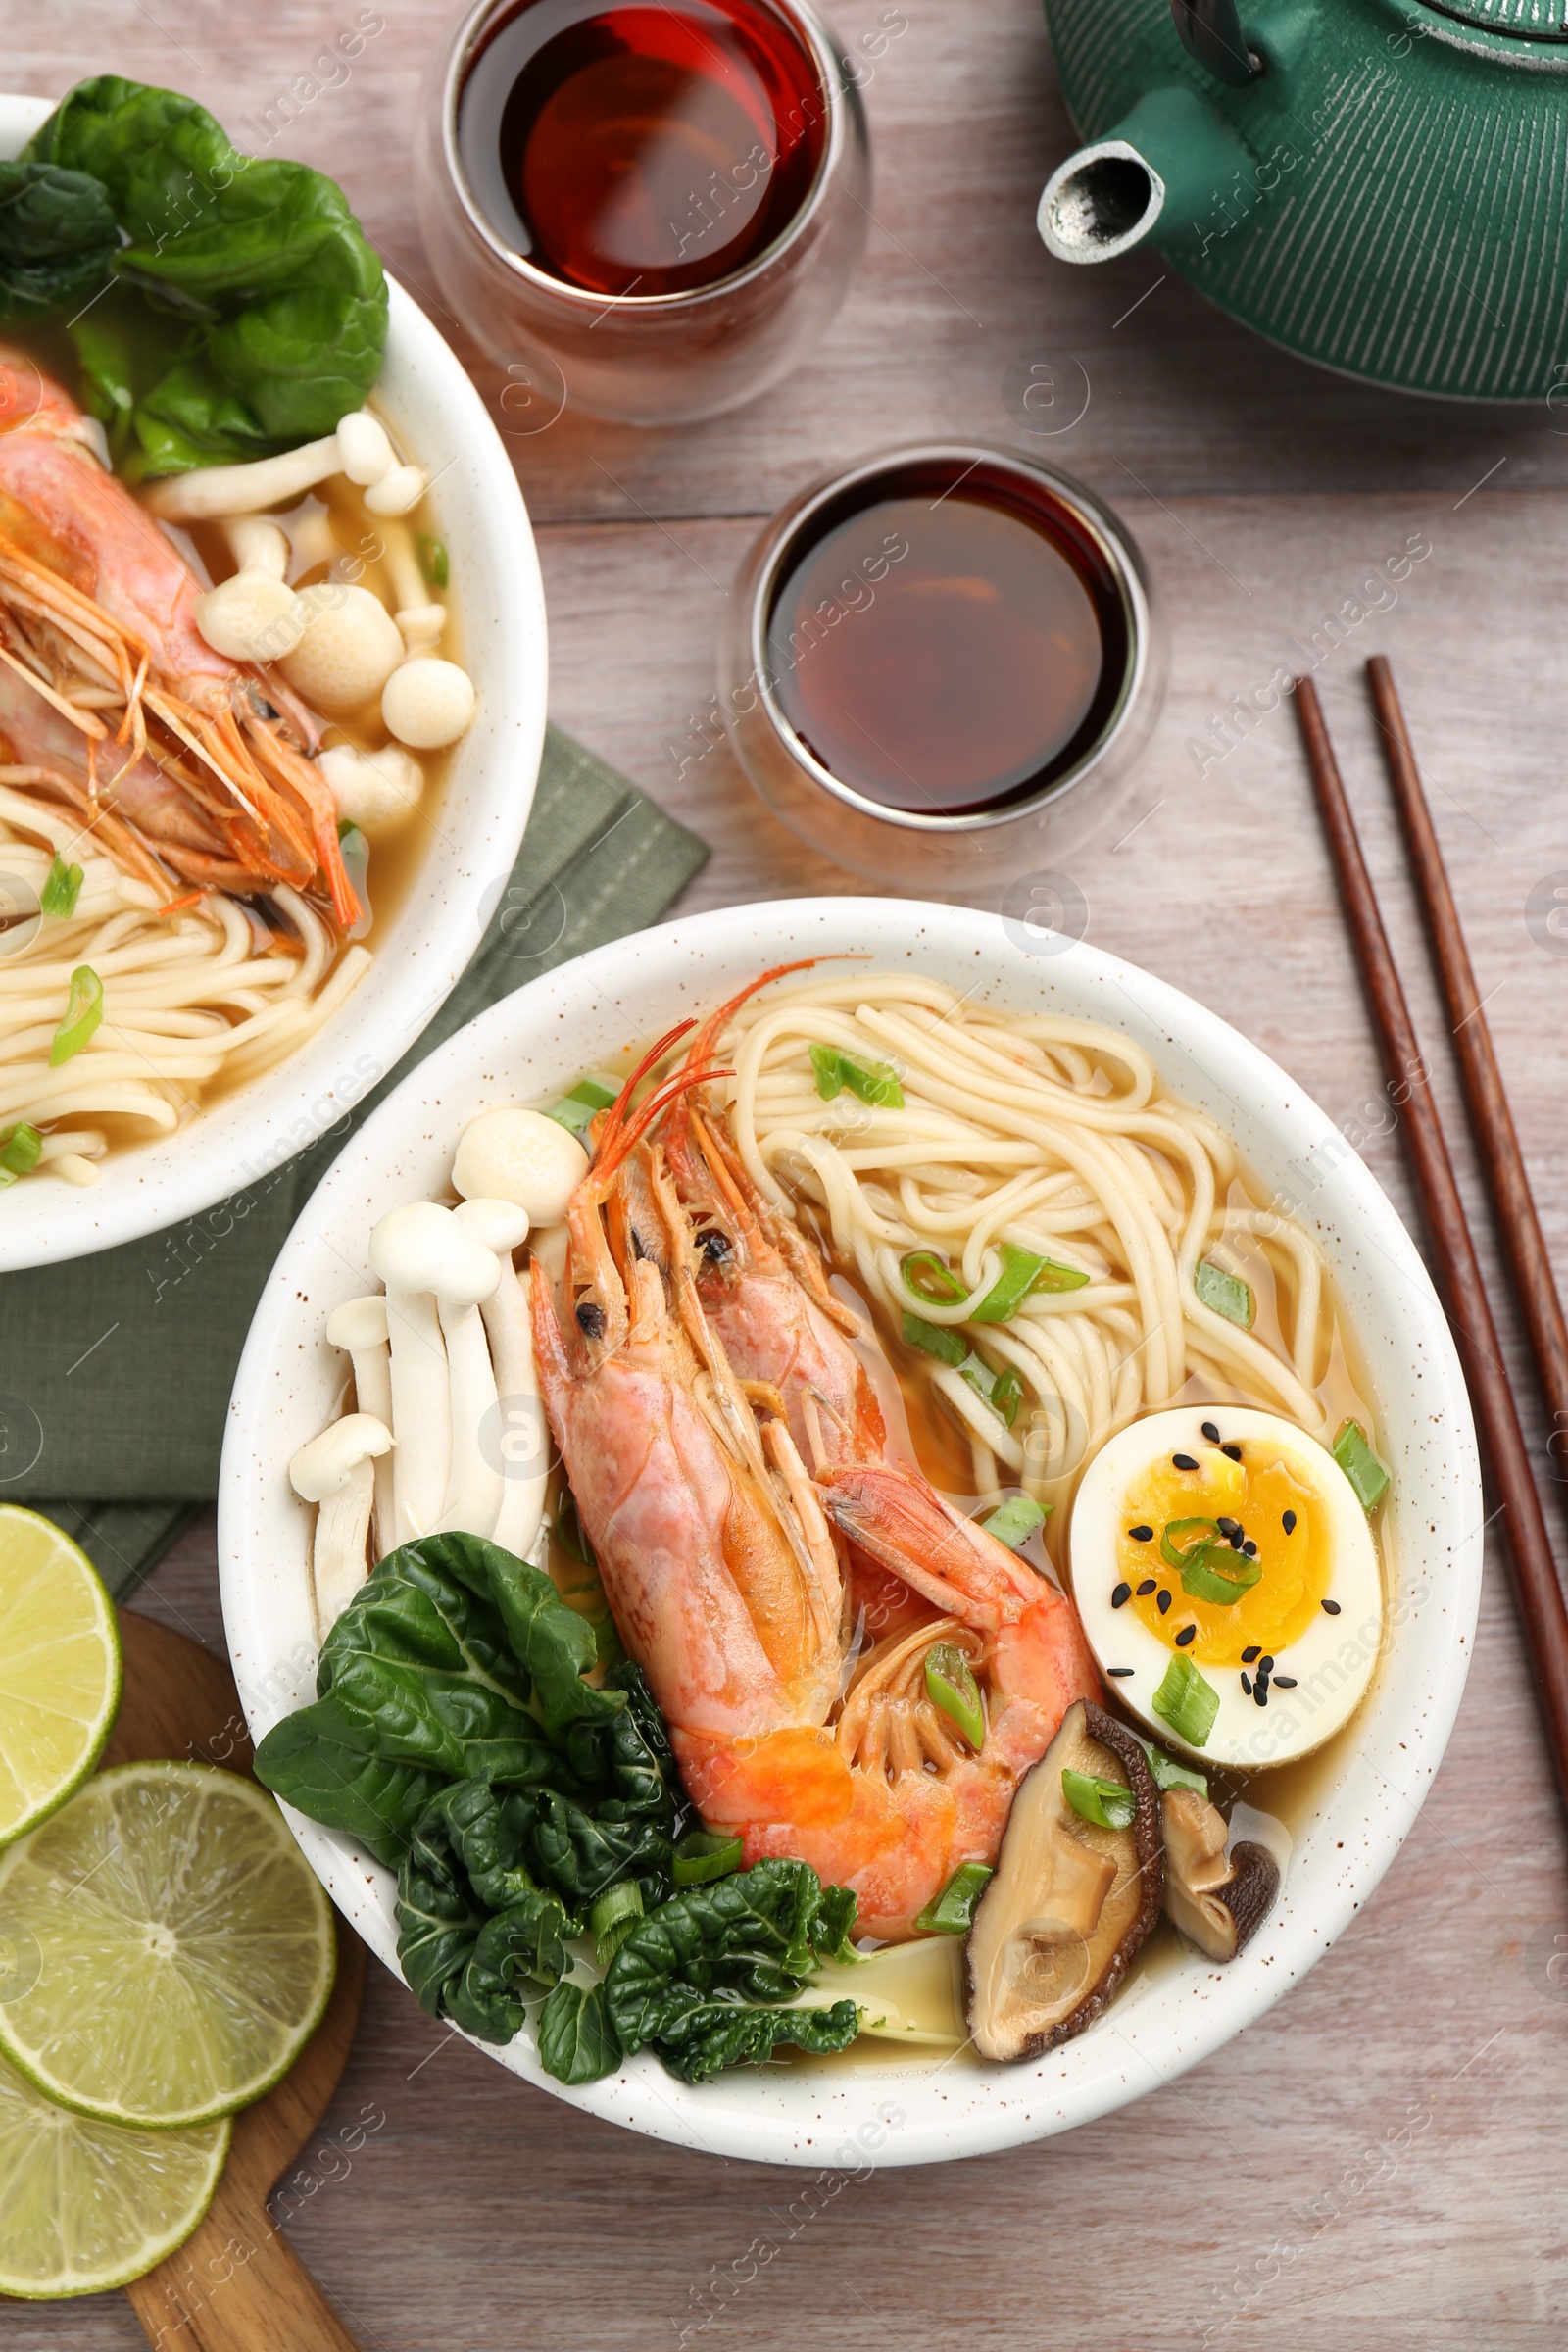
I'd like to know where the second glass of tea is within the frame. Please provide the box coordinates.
[417,0,870,425]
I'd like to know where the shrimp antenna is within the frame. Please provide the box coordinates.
[593,1019,698,1161]
[666,956,847,1167]
[592,1058,734,1195]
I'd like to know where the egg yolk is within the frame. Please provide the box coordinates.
[1117,1442,1330,1668]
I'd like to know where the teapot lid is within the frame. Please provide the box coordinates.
[1420,0,1568,33]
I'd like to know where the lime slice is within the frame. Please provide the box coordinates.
[0,1761,334,2129]
[0,2046,228,2297]
[0,1505,121,1849]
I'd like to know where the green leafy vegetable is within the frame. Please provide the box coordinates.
[924,1642,985,1750]
[40,857,84,919]
[538,1982,619,2084]
[246,1708,445,1870]
[1196,1258,1254,1329]
[49,965,102,1065]
[1061,1767,1135,1831]
[913,1861,993,1935]
[595,1859,860,2086]
[1151,1653,1220,1749]
[979,1494,1049,1550]
[671,1830,744,1886]
[809,1042,905,1108]
[1332,1418,1390,1511]
[972,1242,1089,1323]
[395,1781,575,2043]
[23,75,387,473]
[0,158,119,318]
[900,1250,966,1305]
[1132,1734,1207,1798]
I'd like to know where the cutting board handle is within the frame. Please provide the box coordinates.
[122,2192,364,2352]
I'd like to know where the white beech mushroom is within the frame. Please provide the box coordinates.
[453,1196,545,1557]
[325,1295,395,1556]
[382,655,476,750]
[318,741,425,832]
[145,407,404,520]
[1160,1787,1281,1963]
[335,409,394,485]
[364,461,430,516]
[452,1105,588,1226]
[280,583,407,714]
[369,1203,464,1544]
[195,516,308,664]
[369,1200,503,1541]
[289,1412,393,1640]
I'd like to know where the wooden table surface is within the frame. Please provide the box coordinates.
[8,4,1568,2346]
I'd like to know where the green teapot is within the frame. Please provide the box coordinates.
[1037,0,1568,401]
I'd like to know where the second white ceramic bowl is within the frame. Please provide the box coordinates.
[220,898,1482,2170]
[0,92,547,1271]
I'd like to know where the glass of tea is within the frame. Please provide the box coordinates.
[715,444,1166,890]
[416,0,870,426]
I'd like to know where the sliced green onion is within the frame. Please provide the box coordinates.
[902,1309,967,1369]
[971,1242,1089,1324]
[40,856,83,919]
[808,1042,905,1108]
[0,1123,42,1177]
[1132,1734,1207,1798]
[925,1642,985,1749]
[416,532,449,589]
[1151,1653,1220,1748]
[980,1494,1049,1550]
[914,1860,993,1935]
[1062,1767,1135,1831]
[1332,1418,1390,1510]
[900,1249,966,1305]
[544,1074,621,1135]
[48,965,102,1066]
[1196,1258,1254,1328]
[589,1880,643,1969]
[1159,1517,1221,1572]
[988,1365,1024,1429]
[1180,1548,1262,1606]
[671,1830,744,1886]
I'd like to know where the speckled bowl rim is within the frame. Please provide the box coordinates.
[219,898,1482,2170]
[0,93,547,1271]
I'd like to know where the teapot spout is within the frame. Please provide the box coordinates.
[1038,87,1255,265]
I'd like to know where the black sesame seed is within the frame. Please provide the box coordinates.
[1243,1539,1258,1558]
[1241,1645,1261,1663]
[1274,1675,1298,1689]
[1128,1524,1153,1543]
[1200,1421,1221,1444]
[1107,1666,1134,1678]
[1172,1452,1199,1471]
[1283,1510,1298,1534]
[1321,1597,1342,1616]
[1241,1672,1252,1694]
[1111,1582,1131,1608]
[1136,1578,1157,1596]
[1175,1624,1197,1647]
[1253,1679,1269,1707]
[1216,1516,1241,1539]
[1259,1655,1275,1671]
[1222,1443,1243,1461]
[1157,1590,1172,1615]
[1228,1531,1247,1550]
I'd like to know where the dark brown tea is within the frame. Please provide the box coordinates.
[766,457,1131,816]
[458,0,826,298]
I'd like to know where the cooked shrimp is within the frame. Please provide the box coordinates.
[0,344,358,926]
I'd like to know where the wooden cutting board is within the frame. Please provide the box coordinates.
[106,1611,368,2352]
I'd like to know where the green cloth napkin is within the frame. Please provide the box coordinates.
[3,726,707,1599]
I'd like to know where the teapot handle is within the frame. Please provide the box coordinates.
[1170,0,1262,87]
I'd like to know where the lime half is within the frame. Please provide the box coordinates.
[0,1761,335,2130]
[0,1506,121,1849]
[0,2045,228,2297]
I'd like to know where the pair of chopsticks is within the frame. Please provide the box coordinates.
[1295,661,1568,1815]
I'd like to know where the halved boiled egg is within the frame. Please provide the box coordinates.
[1069,1406,1384,1770]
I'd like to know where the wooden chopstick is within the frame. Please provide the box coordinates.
[1367,653,1568,1490]
[1293,671,1568,1816]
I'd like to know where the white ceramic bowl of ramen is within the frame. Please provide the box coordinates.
[219,897,1482,2170]
[0,93,546,1271]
